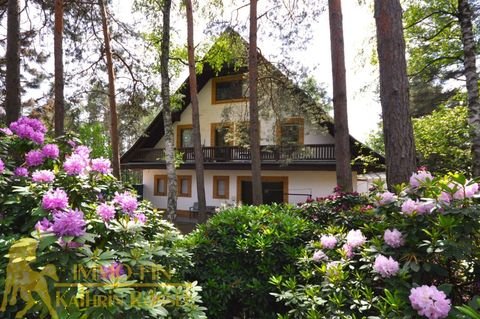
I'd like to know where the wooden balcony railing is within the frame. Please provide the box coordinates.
[131,144,335,163]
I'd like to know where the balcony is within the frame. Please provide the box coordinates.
[130,144,335,163]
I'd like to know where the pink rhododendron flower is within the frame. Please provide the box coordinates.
[52,209,86,237]
[73,145,91,159]
[134,213,146,224]
[376,191,396,206]
[320,234,337,249]
[0,159,4,174]
[101,262,125,279]
[9,117,46,144]
[401,199,436,215]
[91,158,111,174]
[58,238,84,249]
[465,183,479,197]
[409,285,451,319]
[453,182,479,199]
[25,150,44,167]
[439,191,451,204]
[401,199,417,215]
[0,127,13,135]
[96,203,116,222]
[35,218,53,232]
[346,229,366,248]
[373,255,399,278]
[42,144,60,159]
[383,229,404,248]
[342,244,354,259]
[114,191,138,214]
[14,167,28,177]
[312,250,328,262]
[417,201,435,214]
[63,154,89,175]
[42,188,69,211]
[410,170,433,188]
[32,170,55,183]
[67,140,76,148]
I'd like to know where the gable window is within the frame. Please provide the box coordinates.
[177,125,193,148]
[177,175,192,197]
[212,75,248,104]
[277,118,304,145]
[154,175,167,196]
[211,123,234,146]
[233,121,250,147]
[213,176,229,199]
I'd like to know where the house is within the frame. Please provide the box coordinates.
[121,32,383,221]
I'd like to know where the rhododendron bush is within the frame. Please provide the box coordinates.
[271,170,480,318]
[0,117,206,319]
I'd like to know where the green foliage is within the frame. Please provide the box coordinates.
[403,0,473,115]
[183,204,314,318]
[403,0,465,84]
[367,106,472,175]
[202,30,247,73]
[77,122,112,159]
[457,297,480,318]
[413,106,471,174]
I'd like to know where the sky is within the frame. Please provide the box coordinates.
[111,0,381,142]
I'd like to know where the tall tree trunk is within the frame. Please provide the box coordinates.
[185,0,207,223]
[54,0,64,136]
[5,0,21,124]
[458,0,480,177]
[249,0,263,205]
[161,0,177,221]
[328,0,353,192]
[99,0,121,179]
[374,0,417,188]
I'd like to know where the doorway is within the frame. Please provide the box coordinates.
[237,176,288,205]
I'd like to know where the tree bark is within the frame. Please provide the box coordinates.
[54,0,64,136]
[374,0,417,188]
[185,0,207,223]
[161,0,177,221]
[99,0,121,179]
[249,0,263,205]
[5,0,21,124]
[328,0,353,192]
[458,0,480,177]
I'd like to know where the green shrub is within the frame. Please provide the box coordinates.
[271,171,480,318]
[183,204,314,318]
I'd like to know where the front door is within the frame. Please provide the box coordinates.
[239,177,287,205]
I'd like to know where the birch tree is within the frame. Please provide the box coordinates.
[161,0,177,221]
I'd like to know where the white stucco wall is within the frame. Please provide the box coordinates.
[143,169,357,211]
[154,77,335,148]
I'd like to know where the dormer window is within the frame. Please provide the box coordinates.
[212,75,248,104]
